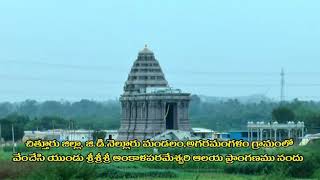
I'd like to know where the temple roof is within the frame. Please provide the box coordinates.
[138,44,154,54]
[124,45,169,94]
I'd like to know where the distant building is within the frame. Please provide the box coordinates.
[216,132,231,140]
[23,130,63,141]
[60,130,92,141]
[247,121,305,142]
[191,128,215,139]
[23,129,118,142]
[151,128,216,141]
[118,45,191,140]
[214,121,306,142]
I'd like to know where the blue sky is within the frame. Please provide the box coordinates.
[0,0,319,101]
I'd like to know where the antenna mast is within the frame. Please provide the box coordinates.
[280,68,285,103]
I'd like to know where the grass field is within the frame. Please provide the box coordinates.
[0,140,319,179]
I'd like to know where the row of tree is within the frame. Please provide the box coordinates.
[0,96,320,142]
[0,114,109,142]
[189,95,320,132]
[0,115,70,141]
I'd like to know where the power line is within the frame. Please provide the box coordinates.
[0,74,279,85]
[1,59,115,71]
[1,73,320,87]
[0,73,121,85]
[2,59,320,76]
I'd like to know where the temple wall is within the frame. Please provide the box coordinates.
[117,94,191,140]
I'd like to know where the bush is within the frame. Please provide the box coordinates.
[224,162,275,175]
[3,143,35,153]
[26,163,177,179]
[285,158,316,178]
[0,161,38,179]
[312,168,320,179]
[26,163,97,180]
[97,166,177,179]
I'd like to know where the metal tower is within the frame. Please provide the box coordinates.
[280,68,285,102]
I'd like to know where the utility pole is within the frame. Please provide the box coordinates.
[0,123,2,147]
[280,68,285,103]
[71,120,74,141]
[12,124,15,153]
[69,120,71,140]
[70,120,75,141]
[73,120,76,141]
[52,119,55,136]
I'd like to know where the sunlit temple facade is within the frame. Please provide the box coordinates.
[117,45,191,140]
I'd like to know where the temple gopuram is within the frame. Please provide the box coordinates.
[117,45,191,140]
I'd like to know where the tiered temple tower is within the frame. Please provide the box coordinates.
[117,45,191,140]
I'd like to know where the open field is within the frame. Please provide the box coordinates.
[0,141,319,179]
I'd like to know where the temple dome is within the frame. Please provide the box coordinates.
[138,45,154,54]
[124,45,168,94]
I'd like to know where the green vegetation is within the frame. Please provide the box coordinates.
[0,99,120,131]
[272,106,295,123]
[189,97,320,132]
[0,97,319,179]
[0,140,319,179]
[0,114,29,141]
[0,97,320,133]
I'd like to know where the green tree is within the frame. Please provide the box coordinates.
[272,107,295,123]
[92,130,106,141]
[0,114,30,141]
